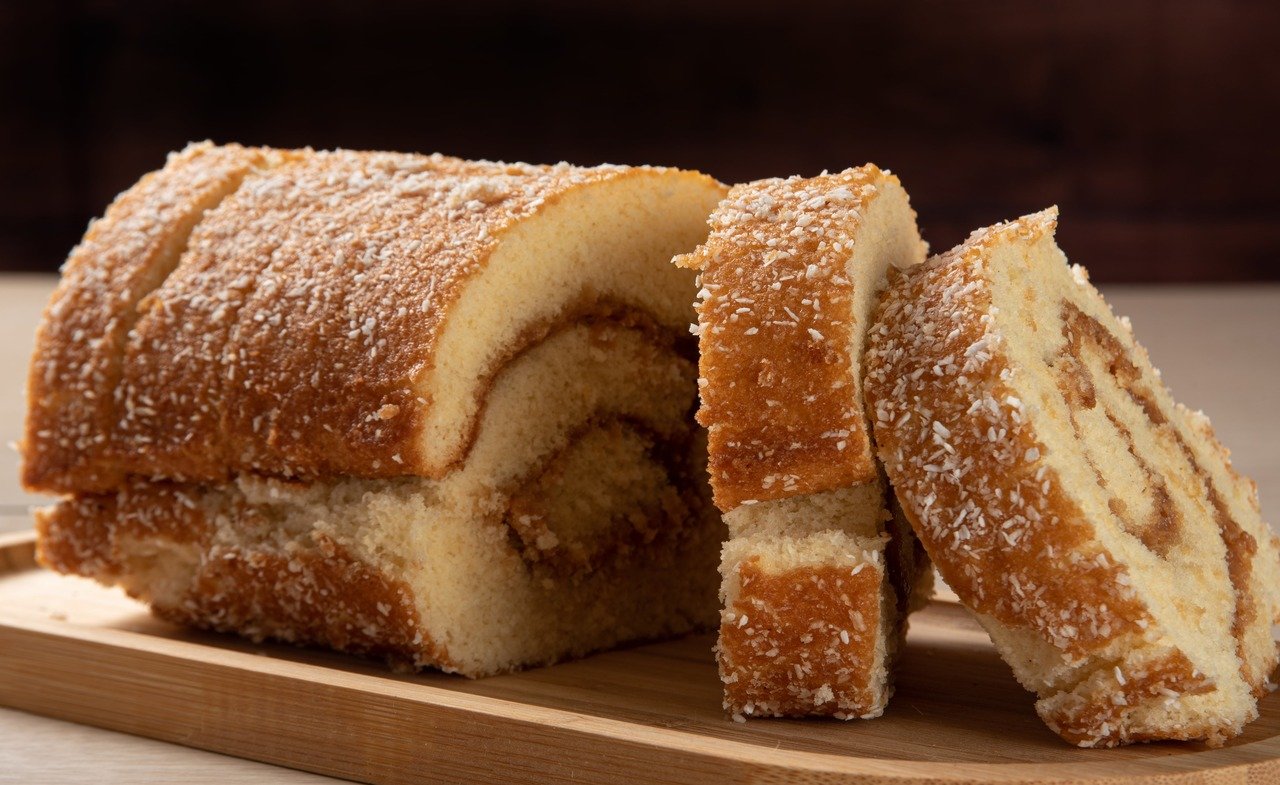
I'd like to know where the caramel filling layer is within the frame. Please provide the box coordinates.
[434,298,695,477]
[502,417,704,576]
[1054,301,1256,686]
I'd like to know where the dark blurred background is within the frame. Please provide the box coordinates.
[2,1,1277,280]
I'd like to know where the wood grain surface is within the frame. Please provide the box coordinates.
[2,530,1279,784]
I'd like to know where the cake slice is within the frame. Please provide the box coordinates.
[27,144,728,676]
[865,208,1280,746]
[676,167,932,720]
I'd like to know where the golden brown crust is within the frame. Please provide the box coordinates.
[865,208,1279,747]
[719,559,883,718]
[169,532,441,669]
[22,143,280,493]
[1039,652,1217,748]
[36,481,209,576]
[115,150,595,485]
[36,483,450,670]
[677,167,918,511]
[865,211,1150,657]
[25,147,716,493]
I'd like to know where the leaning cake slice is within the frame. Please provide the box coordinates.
[677,167,932,720]
[865,208,1280,746]
[28,144,728,677]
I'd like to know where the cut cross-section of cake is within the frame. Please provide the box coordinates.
[26,143,729,677]
[865,207,1280,746]
[676,166,933,720]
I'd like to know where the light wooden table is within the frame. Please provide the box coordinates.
[1,273,1277,783]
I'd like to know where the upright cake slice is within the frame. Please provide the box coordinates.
[865,208,1280,745]
[676,167,932,720]
[27,143,728,676]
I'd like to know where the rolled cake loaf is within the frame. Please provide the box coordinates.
[676,167,933,720]
[865,208,1280,746]
[27,142,729,676]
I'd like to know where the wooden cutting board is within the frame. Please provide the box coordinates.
[1,530,1277,784]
